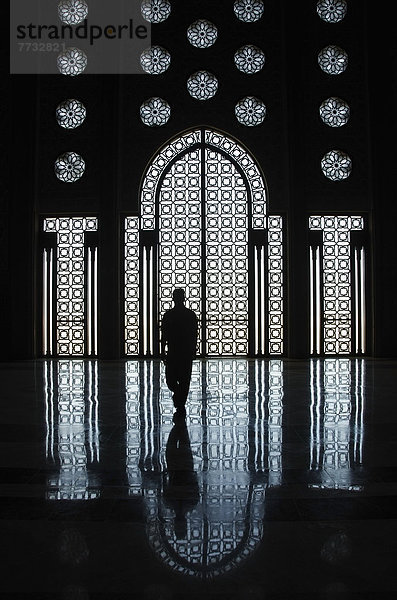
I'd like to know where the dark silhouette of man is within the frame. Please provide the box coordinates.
[161,288,198,417]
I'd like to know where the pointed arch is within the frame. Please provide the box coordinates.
[125,128,284,357]
[140,127,268,231]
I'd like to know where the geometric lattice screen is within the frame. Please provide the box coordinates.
[125,128,285,357]
[43,217,98,356]
[309,215,365,355]
[125,216,140,356]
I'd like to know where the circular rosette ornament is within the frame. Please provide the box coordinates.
[316,0,347,23]
[187,20,218,48]
[58,0,88,25]
[321,150,352,181]
[234,45,265,74]
[141,0,171,23]
[234,0,264,22]
[57,47,87,76]
[319,97,350,127]
[318,45,348,75]
[140,97,171,126]
[187,71,218,100]
[235,96,266,126]
[55,152,85,183]
[140,46,171,74]
[56,99,87,129]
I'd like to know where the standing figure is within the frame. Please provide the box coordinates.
[161,288,198,418]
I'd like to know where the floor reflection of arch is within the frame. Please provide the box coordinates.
[125,359,284,578]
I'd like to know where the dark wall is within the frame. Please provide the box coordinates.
[2,75,37,360]
[367,6,397,357]
[3,0,396,359]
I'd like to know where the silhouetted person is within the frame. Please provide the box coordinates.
[161,288,198,417]
[162,420,199,539]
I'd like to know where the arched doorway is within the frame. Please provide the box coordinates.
[125,128,284,357]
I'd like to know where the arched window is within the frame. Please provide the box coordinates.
[124,128,285,357]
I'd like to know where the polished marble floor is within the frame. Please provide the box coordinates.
[0,358,396,599]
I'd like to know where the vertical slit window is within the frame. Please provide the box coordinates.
[86,246,97,357]
[309,245,322,355]
[143,246,148,355]
[353,245,366,355]
[254,246,259,355]
[149,247,154,355]
[261,246,265,354]
[42,247,55,356]
[359,247,366,353]
[310,247,314,356]
[93,247,98,356]
[141,245,156,356]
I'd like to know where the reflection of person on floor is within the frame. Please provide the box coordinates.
[163,420,199,540]
[161,288,198,418]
